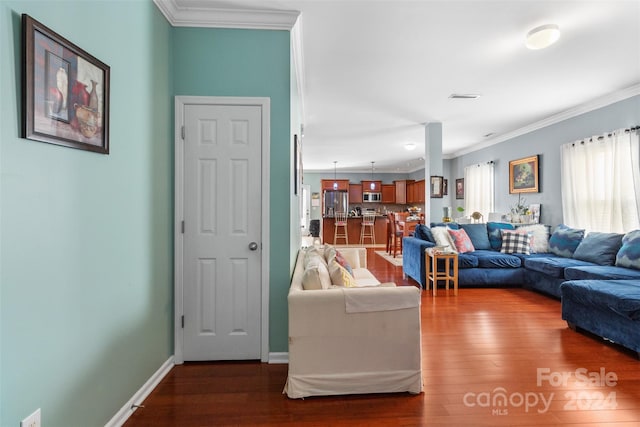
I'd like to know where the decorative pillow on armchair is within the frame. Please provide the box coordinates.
[615,229,640,270]
[548,224,585,258]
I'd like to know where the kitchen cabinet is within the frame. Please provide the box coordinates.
[406,181,416,204]
[321,179,349,191]
[349,183,363,204]
[381,184,395,203]
[361,180,382,192]
[415,179,426,203]
[394,180,414,204]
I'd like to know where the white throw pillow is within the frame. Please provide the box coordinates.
[431,227,458,253]
[518,224,549,253]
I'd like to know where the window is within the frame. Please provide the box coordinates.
[561,128,640,233]
[464,162,494,219]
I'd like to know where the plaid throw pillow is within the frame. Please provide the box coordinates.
[500,230,531,255]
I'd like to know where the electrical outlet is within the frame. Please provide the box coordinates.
[21,408,41,427]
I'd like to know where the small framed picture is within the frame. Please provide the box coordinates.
[443,179,448,196]
[22,14,110,154]
[455,178,464,199]
[509,155,539,193]
[430,176,443,198]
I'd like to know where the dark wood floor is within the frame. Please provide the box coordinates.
[125,248,640,426]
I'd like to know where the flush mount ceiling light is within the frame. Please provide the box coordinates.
[526,24,561,50]
[404,143,416,151]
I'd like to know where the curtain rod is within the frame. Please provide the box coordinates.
[574,125,639,145]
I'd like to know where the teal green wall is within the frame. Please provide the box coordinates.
[0,1,173,426]
[172,28,291,353]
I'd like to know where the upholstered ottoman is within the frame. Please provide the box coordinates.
[561,279,640,356]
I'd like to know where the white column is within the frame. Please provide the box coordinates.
[425,123,443,224]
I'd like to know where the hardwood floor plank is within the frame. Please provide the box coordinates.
[125,248,640,426]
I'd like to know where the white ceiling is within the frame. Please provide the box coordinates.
[163,0,640,172]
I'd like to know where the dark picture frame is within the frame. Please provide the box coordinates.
[455,178,464,199]
[509,155,539,193]
[443,179,448,196]
[293,134,301,194]
[430,175,443,198]
[22,14,110,154]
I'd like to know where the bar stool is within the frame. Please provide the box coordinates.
[333,212,348,245]
[359,214,376,245]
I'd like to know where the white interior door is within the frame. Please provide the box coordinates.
[181,102,262,361]
[301,184,311,234]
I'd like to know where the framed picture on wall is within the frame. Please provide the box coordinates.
[509,155,539,193]
[430,176,443,198]
[443,179,448,196]
[22,14,110,154]
[455,178,464,199]
[293,134,302,194]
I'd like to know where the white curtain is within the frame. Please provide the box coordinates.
[464,162,494,220]
[561,128,640,233]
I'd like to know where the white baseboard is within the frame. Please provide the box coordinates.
[269,352,289,364]
[105,355,175,427]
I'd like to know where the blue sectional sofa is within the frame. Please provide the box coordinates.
[402,223,640,355]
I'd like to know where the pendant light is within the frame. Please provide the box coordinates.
[333,161,338,190]
[369,161,376,190]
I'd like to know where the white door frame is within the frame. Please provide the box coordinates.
[174,96,270,364]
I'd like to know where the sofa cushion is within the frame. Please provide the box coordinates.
[472,250,522,268]
[524,256,595,279]
[548,224,585,257]
[460,223,491,250]
[448,228,475,253]
[517,224,550,253]
[414,224,435,243]
[431,226,457,253]
[457,253,479,269]
[302,257,332,290]
[565,265,640,281]
[560,280,640,321]
[572,232,623,266]
[500,229,531,255]
[487,222,515,250]
[616,229,640,270]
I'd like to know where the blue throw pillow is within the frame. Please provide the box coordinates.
[459,223,491,250]
[573,232,623,266]
[548,224,585,258]
[414,224,435,243]
[487,222,515,250]
[616,229,640,270]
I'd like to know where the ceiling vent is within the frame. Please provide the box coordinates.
[449,94,481,99]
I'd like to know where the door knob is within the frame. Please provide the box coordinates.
[249,242,258,251]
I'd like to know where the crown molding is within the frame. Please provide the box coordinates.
[445,83,640,159]
[153,0,300,30]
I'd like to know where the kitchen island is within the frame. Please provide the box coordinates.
[322,216,387,245]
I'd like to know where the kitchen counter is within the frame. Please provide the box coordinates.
[322,216,387,245]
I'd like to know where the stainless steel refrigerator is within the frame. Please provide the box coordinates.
[323,190,349,217]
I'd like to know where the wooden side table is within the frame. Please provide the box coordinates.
[425,249,458,296]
